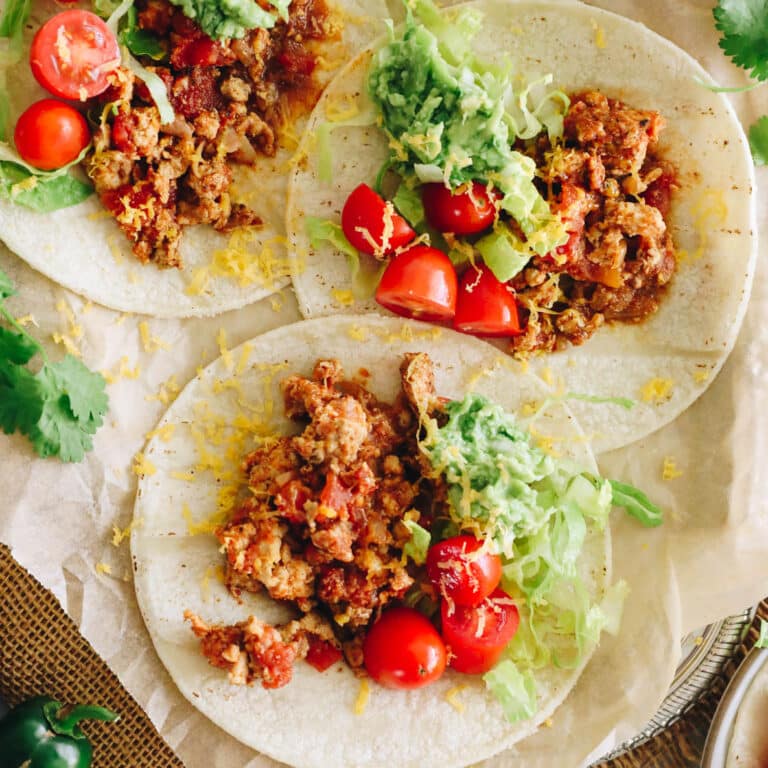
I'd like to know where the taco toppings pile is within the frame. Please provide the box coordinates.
[6,0,338,267]
[308,0,679,355]
[185,351,627,721]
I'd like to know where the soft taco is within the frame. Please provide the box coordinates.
[0,0,385,316]
[285,0,757,452]
[131,314,630,768]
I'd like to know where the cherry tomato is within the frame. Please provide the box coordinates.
[30,10,120,101]
[422,182,498,235]
[426,535,502,608]
[375,245,458,322]
[453,264,522,337]
[441,587,520,675]
[341,183,416,257]
[14,99,90,171]
[363,606,446,689]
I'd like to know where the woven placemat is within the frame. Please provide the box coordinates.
[0,543,183,767]
[1,541,766,767]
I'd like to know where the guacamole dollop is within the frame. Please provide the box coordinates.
[168,0,292,39]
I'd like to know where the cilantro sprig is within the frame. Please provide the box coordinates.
[713,1,768,165]
[0,268,108,461]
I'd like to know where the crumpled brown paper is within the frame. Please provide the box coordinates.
[0,0,766,765]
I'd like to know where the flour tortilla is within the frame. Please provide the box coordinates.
[286,0,757,453]
[131,314,610,768]
[0,0,388,317]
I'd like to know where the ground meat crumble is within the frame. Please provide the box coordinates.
[507,90,678,355]
[186,353,446,689]
[87,0,337,268]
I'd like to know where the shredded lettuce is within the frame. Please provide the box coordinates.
[475,228,531,282]
[392,182,425,229]
[483,660,537,722]
[367,0,569,280]
[0,0,31,140]
[121,46,175,124]
[606,479,664,528]
[402,519,431,564]
[120,6,166,59]
[0,144,93,212]
[420,392,623,722]
[305,217,383,299]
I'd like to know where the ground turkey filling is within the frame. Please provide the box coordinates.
[87,0,335,268]
[186,353,445,688]
[508,90,678,354]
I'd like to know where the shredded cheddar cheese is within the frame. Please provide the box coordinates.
[332,288,355,306]
[146,374,181,404]
[171,470,197,482]
[14,313,38,327]
[133,452,157,477]
[51,332,81,357]
[353,679,370,715]
[693,369,710,384]
[95,561,112,575]
[445,685,467,713]
[139,321,170,353]
[590,19,606,48]
[662,456,683,480]
[145,423,176,443]
[111,517,143,547]
[677,188,728,261]
[640,377,674,404]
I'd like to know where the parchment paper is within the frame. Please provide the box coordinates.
[0,0,766,765]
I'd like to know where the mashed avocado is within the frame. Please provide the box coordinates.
[168,0,291,39]
[367,0,569,264]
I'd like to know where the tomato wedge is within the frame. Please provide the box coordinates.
[426,535,502,608]
[14,99,90,171]
[30,10,120,101]
[341,183,416,257]
[363,607,446,689]
[376,245,458,322]
[453,264,522,337]
[441,587,520,675]
[422,182,498,235]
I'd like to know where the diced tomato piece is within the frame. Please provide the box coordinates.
[642,171,676,218]
[305,636,343,672]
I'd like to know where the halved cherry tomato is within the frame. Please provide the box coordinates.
[441,587,520,675]
[422,182,498,235]
[363,606,446,689]
[453,264,522,337]
[14,99,90,171]
[341,183,416,257]
[375,245,457,322]
[30,10,120,101]
[426,535,502,608]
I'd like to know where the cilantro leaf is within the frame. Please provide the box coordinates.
[0,267,15,299]
[27,393,94,462]
[749,115,768,165]
[0,325,41,364]
[713,0,768,81]
[0,360,43,434]
[43,355,109,428]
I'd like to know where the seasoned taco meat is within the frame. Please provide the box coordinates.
[88,0,336,267]
[510,91,678,354]
[188,354,445,689]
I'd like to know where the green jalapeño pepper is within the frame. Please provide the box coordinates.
[0,696,119,768]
